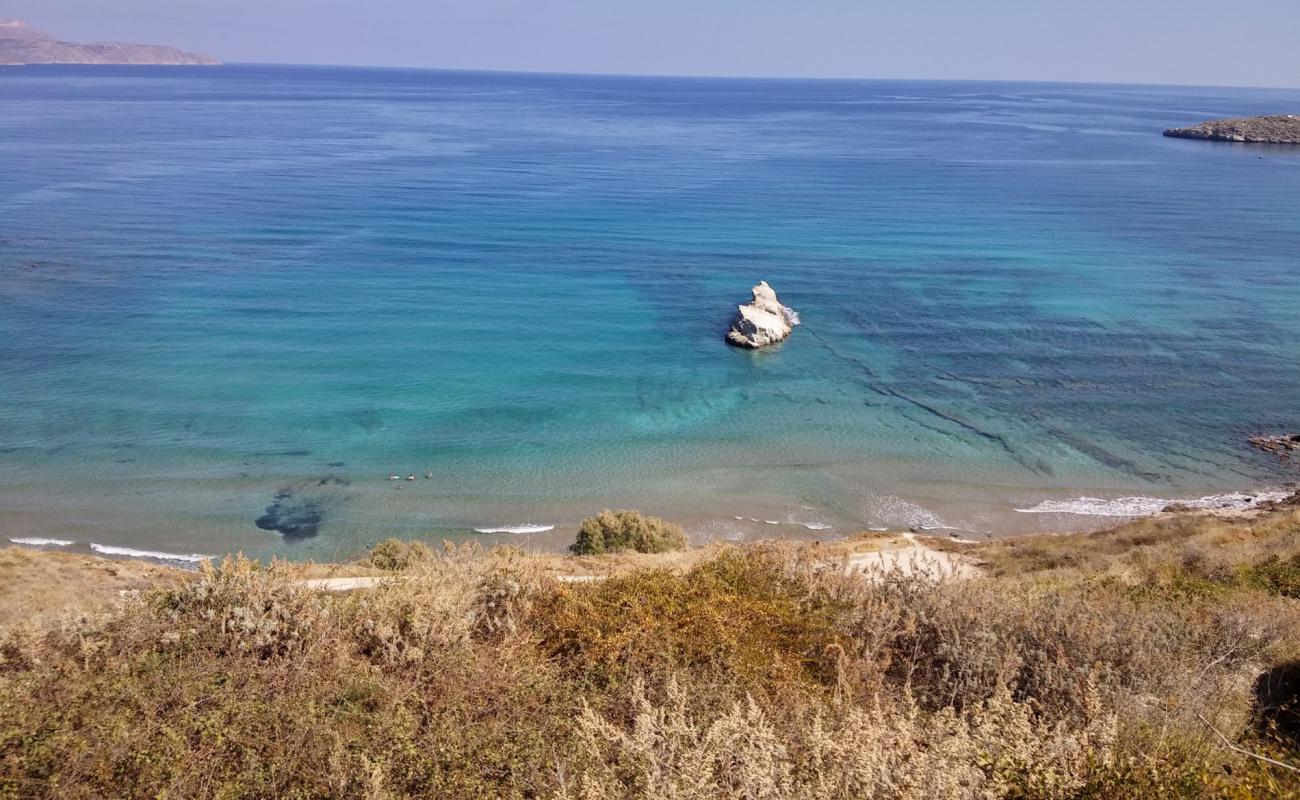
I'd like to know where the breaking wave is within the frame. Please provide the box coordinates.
[473,524,555,534]
[89,543,214,563]
[9,537,74,547]
[1015,490,1287,517]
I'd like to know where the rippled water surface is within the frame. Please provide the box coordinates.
[2,66,1298,560]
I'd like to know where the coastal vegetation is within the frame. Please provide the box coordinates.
[366,537,434,571]
[569,509,688,555]
[0,499,1298,798]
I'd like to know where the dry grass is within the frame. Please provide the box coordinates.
[971,505,1300,589]
[0,547,188,628]
[527,541,722,579]
[0,505,1298,798]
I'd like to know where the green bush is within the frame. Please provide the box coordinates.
[1237,554,1300,598]
[367,537,434,571]
[570,509,687,555]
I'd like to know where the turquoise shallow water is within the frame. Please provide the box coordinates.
[2,66,1299,560]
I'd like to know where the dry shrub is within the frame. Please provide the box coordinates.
[874,578,1273,725]
[532,547,845,694]
[352,572,475,666]
[365,537,434,571]
[475,545,550,639]
[150,555,327,659]
[2,519,1300,798]
[558,676,1117,800]
[0,548,566,799]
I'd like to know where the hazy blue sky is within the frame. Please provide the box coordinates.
[8,0,1299,87]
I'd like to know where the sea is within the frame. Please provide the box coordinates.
[2,64,1298,563]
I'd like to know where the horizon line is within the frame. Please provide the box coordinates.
[8,59,1299,93]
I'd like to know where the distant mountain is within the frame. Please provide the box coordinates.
[0,18,55,40]
[0,19,218,65]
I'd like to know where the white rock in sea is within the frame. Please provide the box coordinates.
[726,281,798,348]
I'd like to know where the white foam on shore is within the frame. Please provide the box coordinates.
[1015,491,1288,517]
[734,515,834,530]
[89,543,213,563]
[9,537,74,547]
[863,493,955,531]
[473,524,555,535]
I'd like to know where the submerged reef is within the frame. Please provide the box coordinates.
[254,477,351,540]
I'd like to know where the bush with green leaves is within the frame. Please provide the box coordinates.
[366,537,434,571]
[570,509,687,555]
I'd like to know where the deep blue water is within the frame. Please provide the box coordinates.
[2,65,1299,560]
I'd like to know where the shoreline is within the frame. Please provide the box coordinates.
[5,476,1297,795]
[3,481,1291,567]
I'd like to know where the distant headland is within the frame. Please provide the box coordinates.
[0,19,218,65]
[1164,114,1300,145]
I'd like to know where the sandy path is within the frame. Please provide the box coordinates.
[298,573,604,592]
[298,576,393,592]
[842,534,980,579]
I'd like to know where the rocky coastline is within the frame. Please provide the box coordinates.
[1249,432,1300,461]
[1164,114,1300,145]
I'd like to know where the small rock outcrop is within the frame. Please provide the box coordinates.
[726,281,799,349]
[1254,489,1300,512]
[1164,115,1300,145]
[1249,433,1300,461]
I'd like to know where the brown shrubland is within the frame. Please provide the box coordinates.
[1,504,1298,798]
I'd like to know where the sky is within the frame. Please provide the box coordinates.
[6,0,1300,88]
